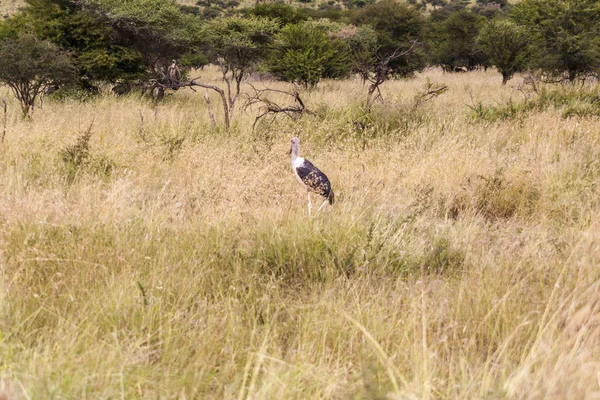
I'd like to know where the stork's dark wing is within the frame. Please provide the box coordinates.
[296,158,332,199]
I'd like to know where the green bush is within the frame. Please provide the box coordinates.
[469,87,600,123]
[267,21,351,88]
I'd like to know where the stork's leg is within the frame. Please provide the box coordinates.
[314,198,329,216]
[307,191,312,217]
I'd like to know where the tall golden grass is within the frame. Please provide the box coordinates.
[1,67,599,399]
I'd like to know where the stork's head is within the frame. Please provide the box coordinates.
[290,137,300,155]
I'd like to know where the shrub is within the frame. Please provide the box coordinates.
[469,87,600,122]
[59,124,94,183]
[267,21,351,88]
[448,170,540,220]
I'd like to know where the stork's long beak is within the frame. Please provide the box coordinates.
[288,145,292,155]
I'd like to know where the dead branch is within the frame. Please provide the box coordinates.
[364,40,421,107]
[413,82,448,109]
[243,83,316,130]
[154,77,231,131]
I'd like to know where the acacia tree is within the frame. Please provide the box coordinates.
[511,0,600,82]
[0,35,76,117]
[478,19,529,84]
[83,0,206,95]
[201,16,278,129]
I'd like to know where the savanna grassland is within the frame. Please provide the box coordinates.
[1,68,600,399]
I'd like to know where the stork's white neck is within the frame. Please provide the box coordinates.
[291,142,300,165]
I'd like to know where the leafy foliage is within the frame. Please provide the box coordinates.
[476,0,507,8]
[83,0,206,82]
[197,16,279,130]
[267,20,351,87]
[203,16,278,76]
[246,3,309,26]
[429,8,488,71]
[342,25,378,79]
[511,0,600,81]
[0,34,76,116]
[349,0,427,76]
[5,0,145,87]
[478,19,529,84]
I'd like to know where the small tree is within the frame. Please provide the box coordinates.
[342,25,378,82]
[476,0,507,7]
[478,19,529,84]
[0,35,76,117]
[202,16,278,128]
[267,20,352,88]
[349,0,426,104]
[429,9,488,71]
[247,3,309,26]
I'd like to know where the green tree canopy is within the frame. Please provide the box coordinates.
[246,3,309,26]
[1,0,145,88]
[0,34,76,116]
[267,20,352,87]
[203,16,279,90]
[341,25,378,81]
[428,8,488,71]
[349,0,427,76]
[511,0,600,81]
[199,16,279,129]
[478,19,529,84]
[83,0,206,81]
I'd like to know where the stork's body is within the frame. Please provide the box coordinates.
[290,137,334,217]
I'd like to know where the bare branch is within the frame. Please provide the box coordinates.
[242,84,316,130]
[364,40,421,107]
[413,82,448,109]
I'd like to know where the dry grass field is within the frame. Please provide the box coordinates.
[1,67,599,399]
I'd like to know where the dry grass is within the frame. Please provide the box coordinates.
[1,67,600,399]
[0,0,23,17]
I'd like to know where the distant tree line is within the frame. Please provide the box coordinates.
[0,0,598,116]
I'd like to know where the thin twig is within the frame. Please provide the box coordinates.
[1,98,7,143]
